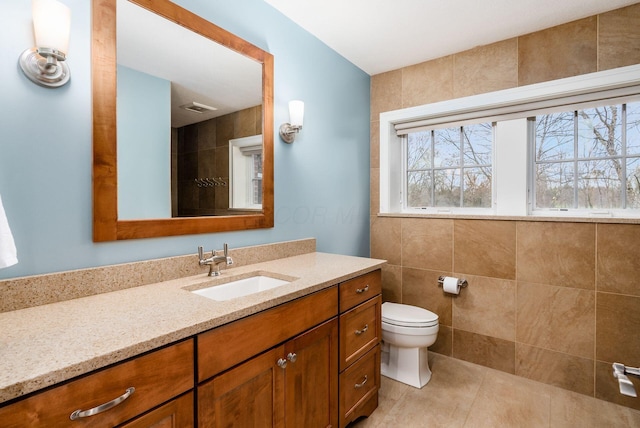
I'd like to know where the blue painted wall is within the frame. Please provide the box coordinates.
[117,65,171,220]
[0,0,371,279]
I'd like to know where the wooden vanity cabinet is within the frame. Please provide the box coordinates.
[197,286,339,427]
[0,268,384,428]
[338,270,382,428]
[0,339,194,428]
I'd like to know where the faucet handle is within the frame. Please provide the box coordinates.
[222,243,234,265]
[198,246,204,260]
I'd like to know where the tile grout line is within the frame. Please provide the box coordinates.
[461,360,489,427]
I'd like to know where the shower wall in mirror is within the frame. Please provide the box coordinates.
[172,105,262,217]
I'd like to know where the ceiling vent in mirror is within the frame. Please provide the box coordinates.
[180,102,217,113]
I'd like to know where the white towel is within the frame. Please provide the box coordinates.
[0,194,18,269]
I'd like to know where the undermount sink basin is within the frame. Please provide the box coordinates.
[191,275,291,301]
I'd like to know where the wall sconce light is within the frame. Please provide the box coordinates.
[19,0,71,88]
[279,100,304,143]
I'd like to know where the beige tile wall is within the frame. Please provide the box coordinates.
[370,3,640,410]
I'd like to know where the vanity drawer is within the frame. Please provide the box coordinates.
[340,296,381,371]
[0,339,194,428]
[339,270,381,313]
[198,286,338,382]
[340,345,380,428]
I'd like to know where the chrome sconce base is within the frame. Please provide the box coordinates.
[279,123,301,144]
[19,47,70,88]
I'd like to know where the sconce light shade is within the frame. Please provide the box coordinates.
[288,100,304,127]
[19,0,71,88]
[279,100,304,144]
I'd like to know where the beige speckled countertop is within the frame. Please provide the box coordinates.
[0,252,385,404]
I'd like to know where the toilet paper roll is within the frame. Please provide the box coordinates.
[443,276,460,295]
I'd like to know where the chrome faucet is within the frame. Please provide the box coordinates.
[198,243,234,276]
[613,362,639,397]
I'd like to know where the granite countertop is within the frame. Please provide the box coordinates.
[0,252,385,404]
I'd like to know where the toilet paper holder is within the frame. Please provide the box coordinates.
[437,276,468,288]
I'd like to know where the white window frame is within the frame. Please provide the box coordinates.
[530,103,640,216]
[379,64,640,218]
[229,134,262,210]
[401,122,496,215]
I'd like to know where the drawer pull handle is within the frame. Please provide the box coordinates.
[354,375,368,389]
[356,284,369,294]
[277,358,288,369]
[355,324,369,335]
[69,387,135,420]
[287,352,297,363]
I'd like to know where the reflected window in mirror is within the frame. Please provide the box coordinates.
[229,135,263,211]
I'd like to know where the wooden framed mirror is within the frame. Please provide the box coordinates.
[92,0,274,241]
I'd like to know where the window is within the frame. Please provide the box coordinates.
[251,152,263,205]
[229,135,263,210]
[379,64,640,219]
[405,123,493,210]
[534,102,640,211]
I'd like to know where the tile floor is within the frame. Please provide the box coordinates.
[351,354,640,427]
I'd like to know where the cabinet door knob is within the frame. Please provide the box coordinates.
[69,387,135,420]
[277,358,288,369]
[287,352,297,363]
[355,284,369,294]
[354,375,368,389]
[354,324,369,336]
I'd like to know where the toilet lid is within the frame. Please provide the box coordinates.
[382,302,438,327]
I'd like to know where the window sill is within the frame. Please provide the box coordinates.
[376,212,640,225]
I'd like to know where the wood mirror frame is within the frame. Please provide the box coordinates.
[92,0,274,241]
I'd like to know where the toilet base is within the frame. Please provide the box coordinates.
[381,342,432,389]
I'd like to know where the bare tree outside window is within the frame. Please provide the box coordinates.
[535,101,640,210]
[406,123,492,209]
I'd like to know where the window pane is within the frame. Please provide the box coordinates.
[627,157,640,209]
[535,112,574,161]
[577,159,621,209]
[252,153,262,205]
[577,106,622,158]
[535,161,574,208]
[434,127,460,167]
[463,123,492,166]
[407,171,431,207]
[407,131,431,170]
[628,102,640,156]
[434,169,460,206]
[463,167,492,207]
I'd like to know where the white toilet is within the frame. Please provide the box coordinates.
[381,302,439,388]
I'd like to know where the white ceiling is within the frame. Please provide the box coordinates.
[265,0,639,76]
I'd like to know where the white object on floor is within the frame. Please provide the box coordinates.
[381,302,439,388]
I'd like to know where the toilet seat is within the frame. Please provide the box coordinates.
[382,302,438,328]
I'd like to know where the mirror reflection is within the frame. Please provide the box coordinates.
[116,0,263,219]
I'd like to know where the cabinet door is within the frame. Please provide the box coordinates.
[119,392,193,428]
[284,318,338,428]
[198,346,285,428]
